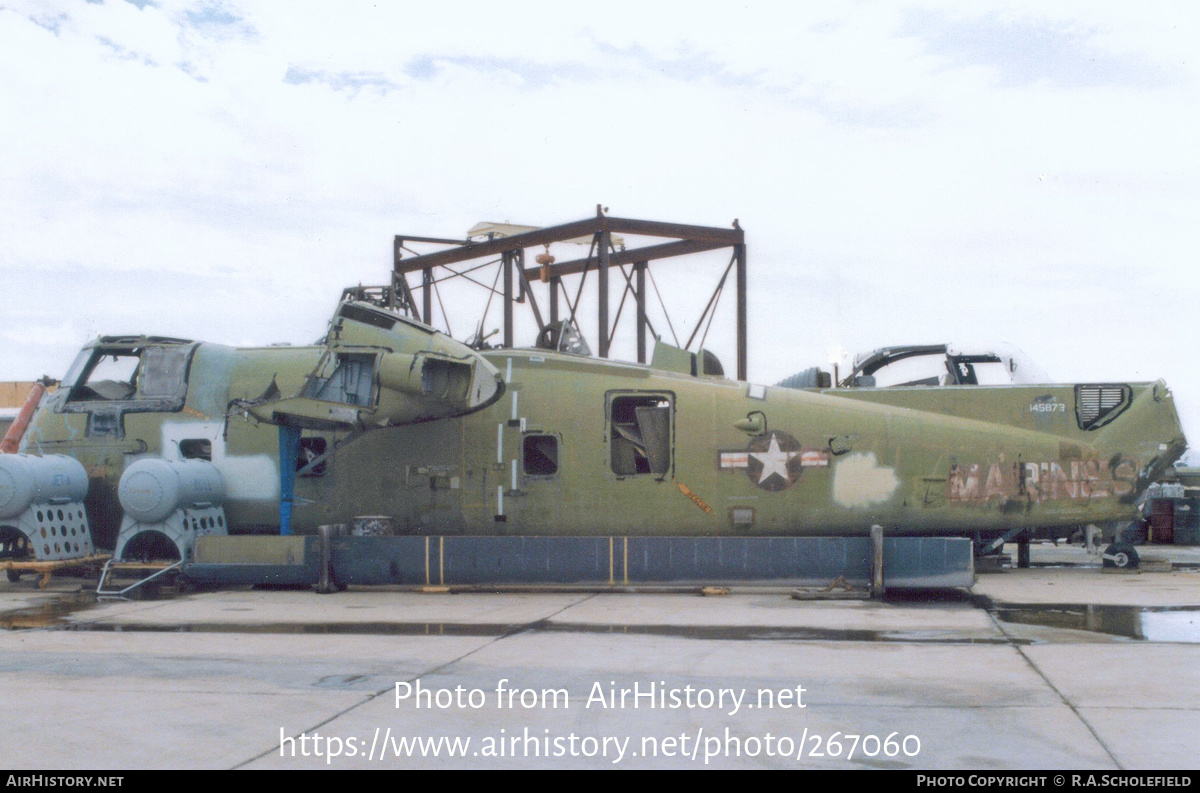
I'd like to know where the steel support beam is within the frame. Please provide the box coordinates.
[395,234,471,248]
[396,218,605,273]
[598,231,610,359]
[422,268,433,326]
[513,249,544,333]
[735,242,747,381]
[605,217,742,245]
[502,251,514,349]
[522,239,725,280]
[395,217,743,274]
[635,261,647,364]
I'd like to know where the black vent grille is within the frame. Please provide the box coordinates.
[1076,384,1132,430]
[339,302,397,330]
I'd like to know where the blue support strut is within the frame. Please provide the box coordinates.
[278,424,300,536]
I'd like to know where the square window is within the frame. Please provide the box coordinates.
[609,394,672,476]
[523,434,558,476]
[298,437,329,476]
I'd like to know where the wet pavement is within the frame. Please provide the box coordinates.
[2,543,1199,769]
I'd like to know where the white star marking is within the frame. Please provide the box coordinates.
[750,434,798,484]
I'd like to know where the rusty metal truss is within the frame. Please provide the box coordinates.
[376,206,748,380]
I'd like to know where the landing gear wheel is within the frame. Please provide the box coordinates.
[6,569,20,583]
[1103,543,1140,569]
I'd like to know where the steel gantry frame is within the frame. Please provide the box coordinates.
[387,207,749,380]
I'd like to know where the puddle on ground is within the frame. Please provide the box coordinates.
[24,618,1012,644]
[4,588,1198,644]
[993,604,1200,643]
[0,592,99,630]
[538,622,1012,644]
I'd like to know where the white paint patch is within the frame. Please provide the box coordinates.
[832,452,899,509]
[161,420,278,502]
[218,455,280,501]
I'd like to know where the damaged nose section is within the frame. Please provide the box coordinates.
[241,300,504,431]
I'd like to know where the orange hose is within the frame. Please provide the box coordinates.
[1,382,47,454]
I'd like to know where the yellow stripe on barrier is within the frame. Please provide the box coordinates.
[608,537,614,585]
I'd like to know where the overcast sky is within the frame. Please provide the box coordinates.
[2,1,1198,447]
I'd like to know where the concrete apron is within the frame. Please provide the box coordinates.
[0,543,1197,769]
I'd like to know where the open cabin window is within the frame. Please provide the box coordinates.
[608,393,672,476]
[179,439,212,460]
[64,352,140,402]
[58,344,193,437]
[523,433,559,476]
[62,345,191,407]
[298,437,329,477]
[63,343,193,405]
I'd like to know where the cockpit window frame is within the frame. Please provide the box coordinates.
[57,341,199,418]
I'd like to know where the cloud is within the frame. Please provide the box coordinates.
[590,39,761,89]
[182,0,252,37]
[903,10,1181,89]
[96,33,157,64]
[402,53,598,90]
[25,9,68,33]
[284,66,401,94]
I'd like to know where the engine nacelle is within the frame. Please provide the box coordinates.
[0,454,89,520]
[115,459,228,562]
[0,454,93,562]
[118,458,226,524]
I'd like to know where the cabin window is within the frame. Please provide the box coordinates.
[139,346,190,400]
[66,353,140,402]
[608,393,672,476]
[61,343,193,413]
[698,349,724,377]
[523,434,559,476]
[866,355,947,387]
[179,439,212,460]
[298,437,329,477]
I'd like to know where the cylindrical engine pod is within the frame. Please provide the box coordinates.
[118,458,226,524]
[0,454,90,520]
